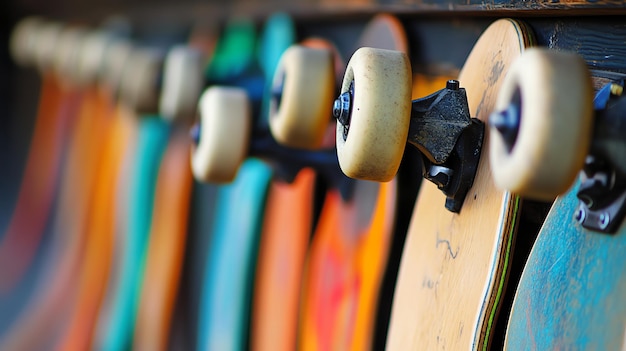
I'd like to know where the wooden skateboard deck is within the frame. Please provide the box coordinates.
[196,14,295,350]
[386,19,533,350]
[298,14,406,351]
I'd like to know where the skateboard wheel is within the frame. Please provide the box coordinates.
[336,47,412,182]
[159,45,205,122]
[32,21,64,73]
[269,45,334,149]
[77,31,113,87]
[52,27,87,85]
[119,48,163,113]
[191,86,251,183]
[10,17,44,67]
[490,48,593,200]
[101,39,133,95]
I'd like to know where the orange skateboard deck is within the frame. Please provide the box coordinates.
[251,169,315,351]
[1,78,111,349]
[55,98,134,351]
[385,19,533,350]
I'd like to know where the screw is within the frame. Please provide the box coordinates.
[574,207,586,224]
[446,80,460,90]
[598,212,610,230]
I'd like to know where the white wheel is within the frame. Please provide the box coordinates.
[32,21,63,73]
[52,27,86,86]
[10,17,44,67]
[490,48,593,201]
[119,48,163,113]
[336,47,412,182]
[77,31,113,87]
[191,87,251,183]
[269,45,334,149]
[101,40,133,95]
[159,45,205,122]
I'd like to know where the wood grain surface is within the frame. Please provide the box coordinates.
[386,19,531,351]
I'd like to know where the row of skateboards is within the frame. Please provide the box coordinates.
[2,10,625,351]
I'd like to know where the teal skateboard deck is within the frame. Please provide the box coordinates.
[196,13,295,350]
[96,44,175,351]
[505,179,626,350]
[97,115,170,351]
[504,81,626,350]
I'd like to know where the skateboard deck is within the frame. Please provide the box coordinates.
[196,14,295,350]
[294,14,407,351]
[134,42,208,351]
[386,19,533,350]
[1,72,111,350]
[57,99,133,351]
[251,168,315,351]
[506,179,626,350]
[133,130,193,351]
[56,31,139,347]
[97,113,170,350]
[498,54,626,349]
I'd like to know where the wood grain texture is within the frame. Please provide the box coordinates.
[386,19,530,351]
[506,180,626,350]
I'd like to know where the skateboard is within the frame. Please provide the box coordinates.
[330,19,533,350]
[0,19,71,298]
[487,48,626,350]
[54,26,139,351]
[133,43,206,351]
[95,41,175,350]
[191,14,295,350]
[265,14,409,350]
[0,22,114,350]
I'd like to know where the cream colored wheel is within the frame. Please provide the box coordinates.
[52,27,86,86]
[32,21,63,72]
[490,48,593,201]
[159,45,204,122]
[335,47,412,182]
[119,48,163,113]
[191,87,251,183]
[269,45,334,149]
[10,17,43,67]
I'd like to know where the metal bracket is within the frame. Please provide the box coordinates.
[575,83,626,233]
[410,80,484,213]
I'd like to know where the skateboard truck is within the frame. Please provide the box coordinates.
[334,79,484,213]
[574,83,626,234]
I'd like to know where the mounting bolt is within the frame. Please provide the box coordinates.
[333,91,352,126]
[574,206,586,224]
[489,103,520,151]
[190,124,201,145]
[598,212,610,230]
[446,80,460,90]
[428,165,453,190]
